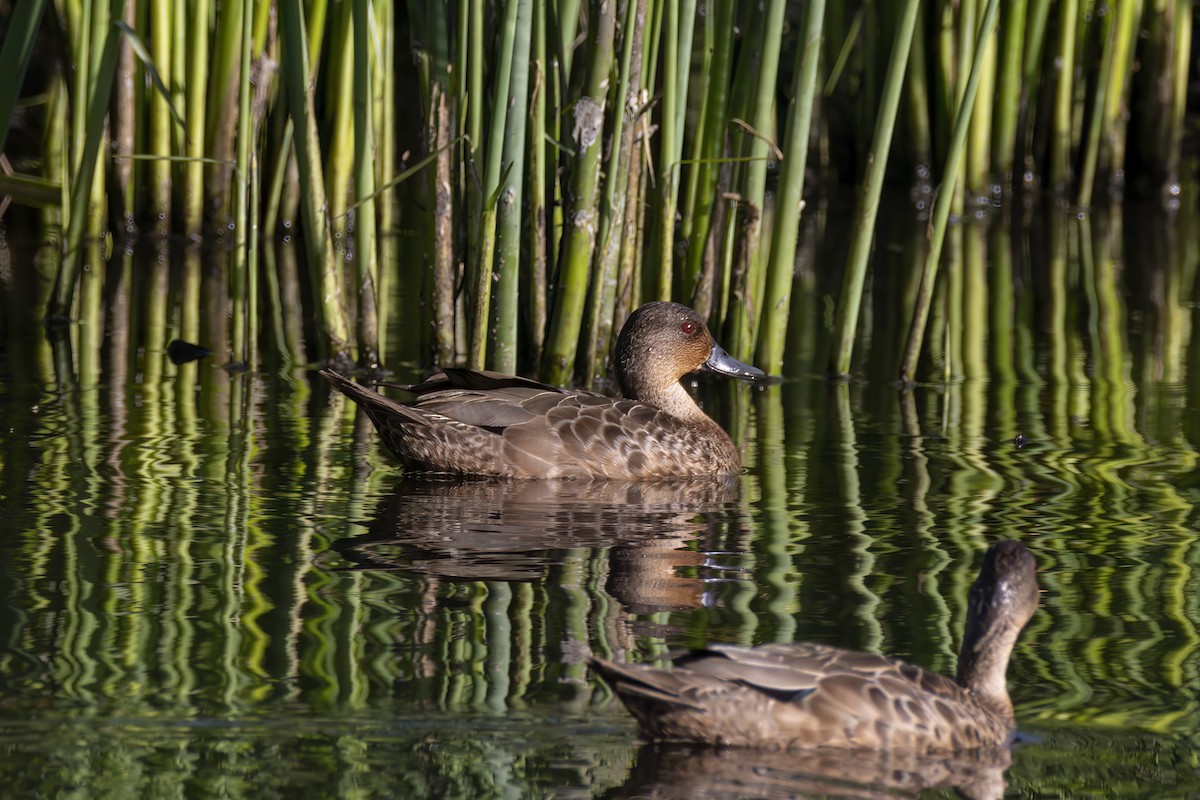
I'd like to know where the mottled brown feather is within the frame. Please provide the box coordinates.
[320,302,765,479]
[592,540,1039,752]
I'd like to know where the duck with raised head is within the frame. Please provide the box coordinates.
[592,539,1039,752]
[320,301,765,479]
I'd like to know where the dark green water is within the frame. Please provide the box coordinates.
[2,202,1200,798]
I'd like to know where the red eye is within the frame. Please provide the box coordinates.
[680,321,697,336]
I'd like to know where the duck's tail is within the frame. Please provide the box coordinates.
[321,369,410,412]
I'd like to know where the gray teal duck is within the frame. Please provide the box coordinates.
[591,539,1039,751]
[320,301,765,479]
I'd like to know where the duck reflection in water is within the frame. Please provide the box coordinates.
[609,742,1013,800]
[329,475,746,618]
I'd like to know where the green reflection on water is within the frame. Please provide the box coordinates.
[1,202,1200,795]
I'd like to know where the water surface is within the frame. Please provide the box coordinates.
[1,202,1199,797]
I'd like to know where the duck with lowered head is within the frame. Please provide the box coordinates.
[321,301,765,479]
[591,539,1039,752]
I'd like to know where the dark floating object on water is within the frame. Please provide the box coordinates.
[592,539,1039,751]
[321,301,767,479]
[167,339,212,365]
[1014,433,1027,449]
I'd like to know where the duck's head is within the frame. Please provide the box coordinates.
[615,302,765,405]
[966,539,1039,635]
[956,539,1039,713]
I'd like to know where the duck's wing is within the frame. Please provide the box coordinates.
[521,397,739,479]
[403,368,566,395]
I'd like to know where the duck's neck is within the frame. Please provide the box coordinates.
[956,619,1019,718]
[640,381,716,425]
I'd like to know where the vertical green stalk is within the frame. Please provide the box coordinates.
[992,0,1027,189]
[112,0,136,229]
[681,0,735,314]
[829,0,920,377]
[613,116,646,326]
[462,0,484,324]
[247,154,260,370]
[67,0,93,201]
[85,0,109,235]
[904,3,933,180]
[492,0,534,375]
[527,1,548,367]
[424,2,456,365]
[725,0,786,363]
[469,0,521,369]
[541,0,616,385]
[1098,0,1141,189]
[148,0,172,230]
[206,0,243,228]
[326,3,355,242]
[757,0,825,373]
[1048,0,1078,193]
[353,0,380,367]
[231,0,254,364]
[966,0,996,199]
[1077,6,1116,207]
[0,0,49,155]
[280,0,351,362]
[899,0,1000,382]
[51,0,128,320]
[654,0,679,300]
[583,0,646,386]
[1164,0,1190,187]
[376,0,395,362]
[183,0,210,236]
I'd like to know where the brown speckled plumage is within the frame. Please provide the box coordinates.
[320,302,764,479]
[592,540,1039,752]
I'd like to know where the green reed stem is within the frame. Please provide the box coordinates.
[829,0,920,378]
[280,0,351,361]
[654,0,679,300]
[327,4,355,241]
[966,0,995,199]
[899,0,1000,383]
[51,0,126,320]
[0,0,48,154]
[1048,0,1078,193]
[725,0,785,363]
[1099,0,1140,189]
[681,0,735,316]
[468,0,521,369]
[584,0,646,386]
[231,0,254,364]
[376,0,395,362]
[527,1,548,368]
[111,0,135,229]
[541,0,616,385]
[205,0,242,228]
[353,0,380,368]
[991,0,1026,189]
[1165,0,1191,186]
[1078,6,1116,207]
[493,0,533,375]
[147,0,172,230]
[181,0,210,236]
[904,5,933,177]
[758,0,825,373]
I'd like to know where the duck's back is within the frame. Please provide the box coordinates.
[594,643,1014,751]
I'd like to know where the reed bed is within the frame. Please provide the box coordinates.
[0,0,1194,381]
